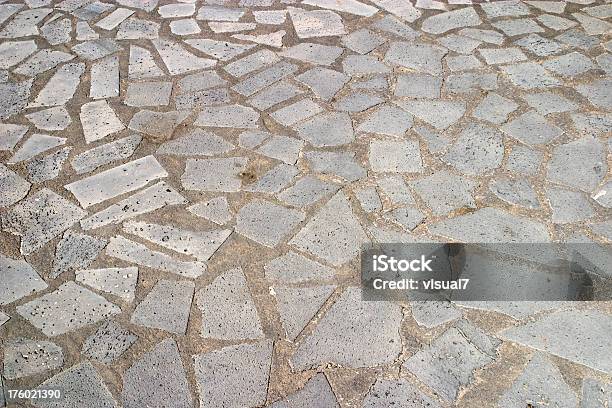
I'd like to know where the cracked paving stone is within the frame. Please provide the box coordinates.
[296,112,354,147]
[356,104,413,137]
[271,373,338,407]
[288,7,346,38]
[0,164,30,207]
[383,207,424,231]
[384,42,447,75]
[187,197,232,225]
[472,93,518,125]
[0,123,28,151]
[72,38,121,61]
[279,42,343,66]
[522,91,578,115]
[124,220,231,262]
[369,139,422,173]
[128,110,189,142]
[334,92,383,112]
[3,338,63,380]
[2,188,86,255]
[395,73,442,98]
[296,67,348,101]
[363,378,442,408]
[16,282,120,337]
[410,170,477,215]
[80,100,124,144]
[355,186,382,213]
[274,285,336,341]
[341,28,385,54]
[502,110,563,145]
[378,175,416,206]
[502,62,561,88]
[278,176,339,207]
[51,230,107,279]
[506,145,542,175]
[27,146,71,183]
[0,255,47,306]
[82,320,138,363]
[71,134,141,174]
[403,327,493,402]
[547,187,594,223]
[489,178,540,209]
[153,38,215,75]
[342,54,391,75]
[116,17,159,39]
[0,79,32,120]
[195,104,259,128]
[581,378,612,408]
[157,129,234,157]
[291,287,402,369]
[65,155,167,208]
[232,61,298,96]
[106,235,207,279]
[442,123,505,175]
[235,199,305,247]
[128,45,164,79]
[547,136,607,192]
[429,207,550,242]
[196,268,264,340]
[501,309,612,373]
[271,98,323,127]
[421,7,481,34]
[245,163,299,193]
[194,340,272,408]
[131,279,195,334]
[76,267,138,301]
[8,133,66,164]
[25,106,71,131]
[395,99,465,130]
[0,40,37,69]
[182,157,247,192]
[265,251,335,283]
[290,192,368,266]
[125,81,173,107]
[32,361,117,408]
[122,338,193,408]
[577,79,612,110]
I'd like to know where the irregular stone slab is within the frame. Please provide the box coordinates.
[182,157,247,192]
[82,182,185,230]
[429,207,550,242]
[271,374,338,407]
[116,0,157,11]
[342,28,385,54]
[383,207,424,230]
[447,54,482,71]
[233,30,286,48]
[195,104,259,128]
[194,340,272,408]
[355,186,382,213]
[170,19,201,35]
[442,123,504,175]
[573,12,611,35]
[502,110,563,145]
[421,7,481,34]
[245,164,298,193]
[280,43,342,66]
[489,178,540,209]
[0,164,30,207]
[0,123,27,151]
[0,8,51,38]
[292,287,402,369]
[186,39,255,61]
[224,49,280,78]
[116,17,159,39]
[131,279,194,334]
[265,251,335,283]
[290,192,368,266]
[2,189,86,255]
[159,3,195,18]
[14,50,73,76]
[33,361,118,408]
[76,267,137,301]
[208,22,256,33]
[106,235,207,279]
[17,282,120,337]
[187,197,232,225]
[444,72,498,94]
[303,0,377,16]
[0,255,47,306]
[502,62,560,88]
[334,92,383,112]
[157,129,233,157]
[0,4,23,27]
[411,301,461,328]
[80,100,124,144]
[123,339,193,408]
[128,110,189,142]
[0,40,37,69]
[95,7,133,30]
[232,61,298,97]
[522,91,577,116]
[395,100,465,130]
[278,176,339,207]
[411,170,476,215]
[274,285,335,340]
[581,378,611,408]
[502,309,612,373]
[305,151,366,182]
[385,42,446,75]
[3,338,63,380]
[72,38,121,61]
[547,187,594,223]
[65,156,167,208]
[26,146,70,183]
[8,133,66,164]
[593,181,612,209]
[296,67,348,101]
[125,81,172,107]
[152,39,215,75]
[472,93,518,124]
[544,51,594,77]
[515,33,564,56]
[370,0,421,22]
[296,112,354,147]
[506,145,542,175]
[547,136,606,192]
[253,10,287,24]
[576,79,612,110]
[288,7,346,38]
[52,230,107,279]
[25,106,71,131]
[42,17,72,45]
[128,45,164,79]
[492,18,544,36]
[355,104,412,137]
[236,199,305,247]
[369,139,422,173]
[76,21,99,40]
[90,55,119,99]
[378,175,415,206]
[176,70,227,94]
[482,0,531,17]
[256,135,303,165]
[196,5,243,21]
[479,47,526,65]
[71,135,141,175]
[82,320,138,363]
[395,73,441,98]
[0,79,32,120]
[248,80,302,110]
[363,378,442,408]
[438,33,481,54]
[403,327,493,402]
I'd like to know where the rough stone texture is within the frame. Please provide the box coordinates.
[82,320,138,364]
[274,285,336,340]
[236,199,305,247]
[547,136,607,192]
[51,230,107,279]
[363,378,442,408]
[410,170,477,215]
[271,374,339,407]
[3,337,63,379]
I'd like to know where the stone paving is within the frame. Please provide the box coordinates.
[0,0,611,407]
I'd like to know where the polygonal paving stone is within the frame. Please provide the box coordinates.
[256,136,303,165]
[288,7,346,38]
[32,361,118,408]
[76,267,138,301]
[265,251,335,283]
[152,38,215,75]
[0,79,32,120]
[71,38,122,61]
[14,50,73,77]
[403,327,493,402]
[342,28,384,54]
[278,176,339,207]
[438,33,481,54]
[270,98,323,127]
[51,230,107,279]
[421,7,481,34]
[247,81,303,111]
[501,62,561,88]
[194,340,273,408]
[479,47,527,65]
[292,287,402,369]
[472,93,518,124]
[506,145,542,175]
[411,301,462,328]
[182,157,248,192]
[356,104,413,137]
[305,151,366,182]
[0,40,37,69]
[573,12,611,35]
[342,54,391,75]
[195,104,259,128]
[28,148,70,183]
[501,309,612,374]
[377,175,416,206]
[489,178,540,209]
[122,338,193,408]
[236,199,305,247]
[492,18,545,36]
[159,3,195,18]
[271,374,339,407]
[384,42,447,75]
[515,33,564,56]
[28,63,85,109]
[82,320,138,364]
[577,79,612,110]
[410,170,477,215]
[245,163,299,193]
[369,139,423,173]
[170,19,201,35]
[157,129,234,157]
[0,255,47,306]
[3,338,63,379]
[547,136,607,192]
[395,73,442,98]
[296,112,354,147]
[125,81,172,107]
[196,268,264,340]
[522,91,578,116]
[8,133,66,164]
[442,123,504,175]
[116,17,159,39]
[128,110,189,142]
[303,0,378,16]
[279,42,343,65]
[370,0,421,22]
[429,207,550,242]
[131,279,195,335]
[187,197,232,225]
[232,61,298,96]
[363,378,442,408]
[502,110,563,145]
[334,92,384,112]
[2,188,86,255]
[0,123,27,151]
[128,45,164,79]
[96,8,134,30]
[446,55,483,71]
[543,51,595,76]
[444,72,498,94]
[80,100,124,144]
[547,187,594,223]
[16,282,120,337]
[395,100,465,130]
[71,135,141,175]
[223,49,279,77]
[25,106,71,131]
[581,378,612,408]
[383,207,425,231]
[355,186,382,213]
[0,164,30,207]
[296,67,349,100]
